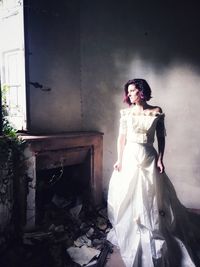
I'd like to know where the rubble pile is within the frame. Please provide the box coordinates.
[0,195,113,267]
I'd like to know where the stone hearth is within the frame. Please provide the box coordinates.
[21,132,103,228]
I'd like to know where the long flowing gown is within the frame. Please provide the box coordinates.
[107,108,200,267]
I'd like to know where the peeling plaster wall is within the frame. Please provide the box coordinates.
[27,0,200,208]
[26,0,82,132]
[80,0,200,208]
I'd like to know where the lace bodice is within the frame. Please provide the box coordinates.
[119,108,166,144]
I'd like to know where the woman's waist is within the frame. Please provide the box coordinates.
[126,141,154,147]
[126,132,154,145]
[126,138,154,146]
[124,142,157,159]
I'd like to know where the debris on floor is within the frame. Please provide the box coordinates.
[67,245,100,266]
[0,196,113,267]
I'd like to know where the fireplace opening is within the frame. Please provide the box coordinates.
[35,148,92,226]
[22,132,103,229]
[1,133,113,267]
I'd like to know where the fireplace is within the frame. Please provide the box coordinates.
[21,132,103,228]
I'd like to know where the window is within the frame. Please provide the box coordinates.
[0,0,26,131]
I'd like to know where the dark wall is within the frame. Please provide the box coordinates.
[80,0,200,206]
[26,0,200,207]
[26,0,82,132]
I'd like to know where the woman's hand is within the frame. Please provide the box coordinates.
[157,159,165,173]
[113,160,122,172]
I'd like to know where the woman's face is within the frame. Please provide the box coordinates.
[127,84,141,104]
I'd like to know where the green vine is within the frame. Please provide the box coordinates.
[0,84,27,232]
[1,84,26,163]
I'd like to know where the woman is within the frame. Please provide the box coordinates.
[107,79,200,267]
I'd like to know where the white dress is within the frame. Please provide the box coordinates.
[107,108,200,267]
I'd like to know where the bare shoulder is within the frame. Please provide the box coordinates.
[153,106,163,113]
[120,107,132,116]
[147,105,163,113]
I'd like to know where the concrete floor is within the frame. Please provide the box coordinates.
[105,246,125,267]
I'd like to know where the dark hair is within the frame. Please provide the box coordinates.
[124,79,152,105]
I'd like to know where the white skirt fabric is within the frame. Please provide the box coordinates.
[107,143,200,267]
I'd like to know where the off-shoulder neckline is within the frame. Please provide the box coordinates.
[120,108,165,117]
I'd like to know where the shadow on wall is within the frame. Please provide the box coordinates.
[81,0,200,129]
[80,0,200,207]
[81,0,200,68]
[103,56,200,208]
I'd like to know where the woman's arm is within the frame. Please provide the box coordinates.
[157,135,165,173]
[113,133,126,172]
[155,107,166,173]
[114,109,127,172]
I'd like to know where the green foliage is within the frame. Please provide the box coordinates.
[0,84,27,207]
[1,84,17,137]
[1,84,26,158]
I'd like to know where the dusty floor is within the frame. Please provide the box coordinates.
[105,246,125,267]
